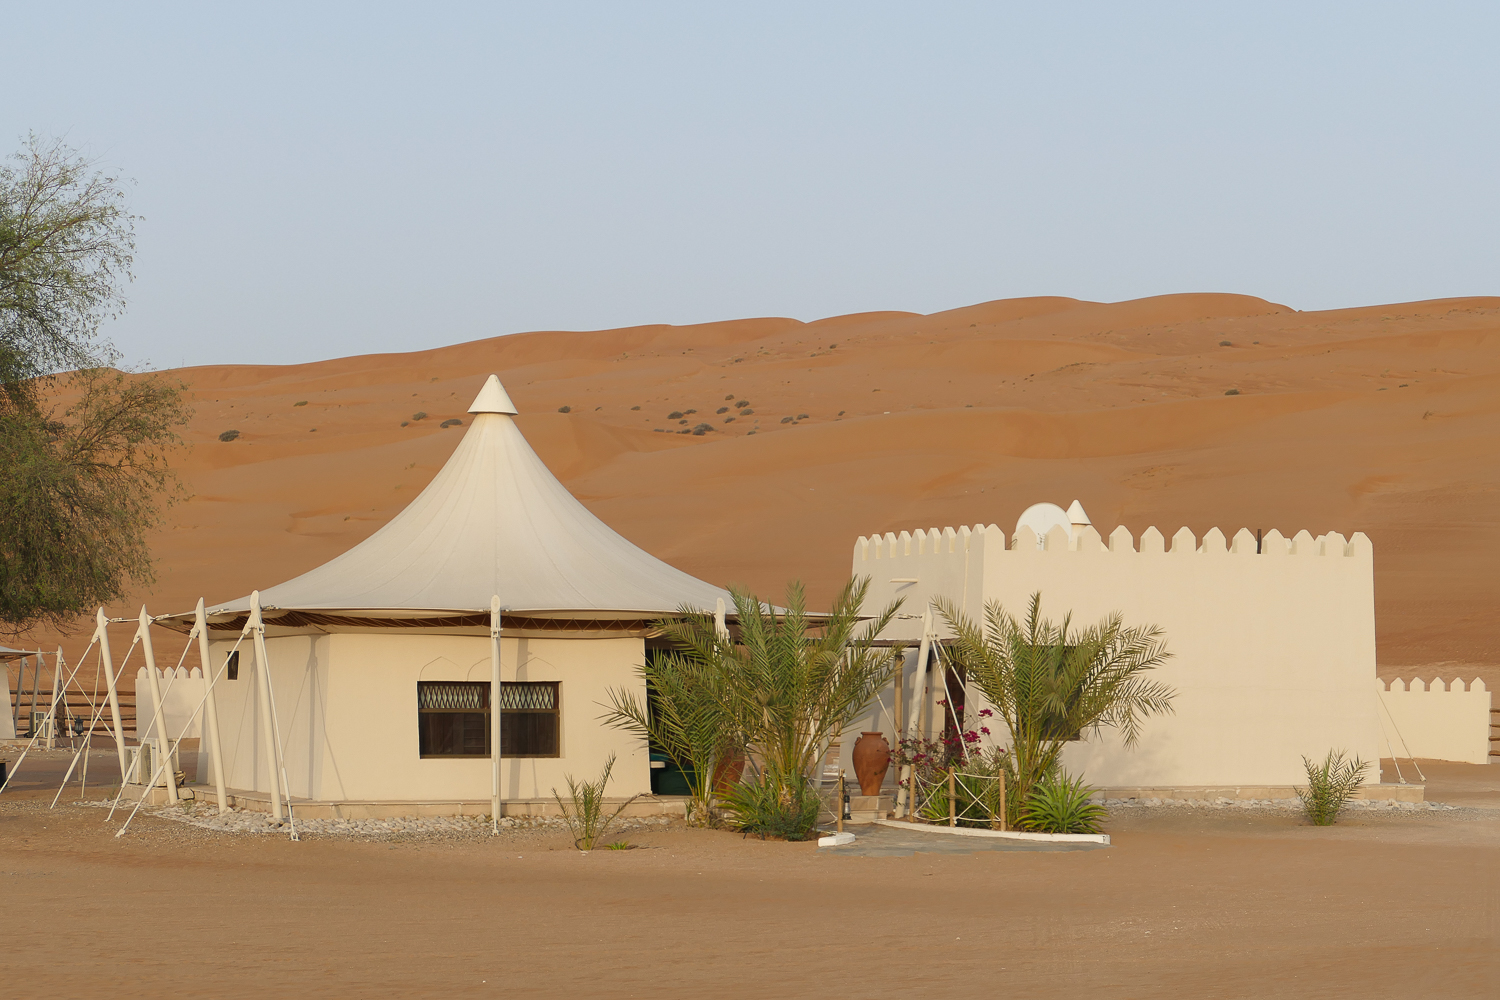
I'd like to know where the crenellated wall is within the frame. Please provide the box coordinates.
[1376,677,1492,765]
[852,518,1382,788]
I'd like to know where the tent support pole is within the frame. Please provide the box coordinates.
[247,592,284,821]
[896,609,933,820]
[27,653,40,737]
[194,599,229,814]
[95,610,128,777]
[137,608,179,804]
[47,652,61,749]
[490,596,503,834]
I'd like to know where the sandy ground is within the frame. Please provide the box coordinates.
[7,292,1500,695]
[2,752,1497,999]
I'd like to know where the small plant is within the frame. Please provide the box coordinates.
[557,405,571,413]
[740,408,753,415]
[552,753,640,850]
[797,413,808,420]
[1219,340,1232,346]
[684,408,697,415]
[735,400,749,408]
[668,410,684,419]
[218,429,240,442]
[716,406,729,414]
[780,416,793,424]
[691,423,713,435]
[631,405,641,410]
[1296,749,1370,826]
[440,418,462,428]
[1224,388,1240,395]
[605,840,633,850]
[724,393,735,400]
[1019,771,1107,834]
[401,421,409,427]
[293,400,308,406]
[412,411,427,420]
[723,416,735,423]
[722,773,822,841]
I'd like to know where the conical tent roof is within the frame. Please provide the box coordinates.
[199,375,732,623]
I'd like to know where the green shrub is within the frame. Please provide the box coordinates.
[1224,388,1240,396]
[552,753,639,850]
[1019,771,1107,834]
[1296,749,1370,826]
[558,405,571,413]
[218,429,240,442]
[412,411,427,421]
[293,400,308,406]
[668,410,684,419]
[722,773,821,841]
[440,418,462,428]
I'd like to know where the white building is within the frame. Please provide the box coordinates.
[846,501,1444,792]
[157,375,732,818]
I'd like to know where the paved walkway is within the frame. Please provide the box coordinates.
[816,822,1106,857]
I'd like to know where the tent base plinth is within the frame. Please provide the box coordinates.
[161,786,690,820]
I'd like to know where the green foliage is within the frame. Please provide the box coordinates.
[605,840,632,850]
[720,771,821,841]
[916,761,1007,828]
[0,135,135,407]
[552,752,639,851]
[603,577,904,834]
[602,646,739,827]
[1019,771,1107,834]
[0,137,190,632]
[218,429,239,442]
[1,367,188,631]
[1296,749,1370,826]
[936,592,1173,821]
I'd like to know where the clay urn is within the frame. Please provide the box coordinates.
[712,752,747,792]
[851,731,892,796]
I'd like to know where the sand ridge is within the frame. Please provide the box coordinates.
[13,292,1500,686]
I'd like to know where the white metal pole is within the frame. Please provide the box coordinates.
[194,599,229,814]
[247,593,284,821]
[490,596,502,834]
[95,609,128,776]
[895,609,933,817]
[136,608,179,804]
[46,651,60,749]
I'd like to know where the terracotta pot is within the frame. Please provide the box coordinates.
[852,731,891,796]
[712,752,747,792]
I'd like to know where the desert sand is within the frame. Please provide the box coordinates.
[1,755,1497,999]
[5,293,1500,998]
[13,292,1500,691]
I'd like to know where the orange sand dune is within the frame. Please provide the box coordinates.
[17,292,1500,684]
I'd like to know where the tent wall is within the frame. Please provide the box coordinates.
[206,633,649,803]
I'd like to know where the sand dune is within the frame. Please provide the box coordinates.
[15,292,1500,686]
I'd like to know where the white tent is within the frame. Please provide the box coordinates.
[173,374,733,633]
[154,375,735,819]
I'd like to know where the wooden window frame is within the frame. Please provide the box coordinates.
[416,681,561,760]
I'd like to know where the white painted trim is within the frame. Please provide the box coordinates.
[875,817,1110,845]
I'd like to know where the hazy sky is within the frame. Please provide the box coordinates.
[7,3,1497,370]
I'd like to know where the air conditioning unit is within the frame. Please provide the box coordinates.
[128,739,182,787]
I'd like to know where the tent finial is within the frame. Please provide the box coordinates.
[469,375,519,416]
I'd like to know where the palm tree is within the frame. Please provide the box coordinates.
[602,577,904,835]
[935,592,1174,821]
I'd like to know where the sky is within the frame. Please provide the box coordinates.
[6,2,1499,370]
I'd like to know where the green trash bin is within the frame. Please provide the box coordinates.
[649,752,693,796]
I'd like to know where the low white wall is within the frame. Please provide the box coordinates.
[855,519,1380,789]
[132,666,206,742]
[207,632,649,803]
[1377,677,1492,765]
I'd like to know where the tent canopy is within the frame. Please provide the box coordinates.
[163,375,738,635]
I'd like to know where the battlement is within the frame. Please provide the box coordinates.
[854,522,1373,563]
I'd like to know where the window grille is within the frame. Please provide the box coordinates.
[416,681,560,759]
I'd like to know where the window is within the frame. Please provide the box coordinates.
[225,651,239,681]
[417,681,560,759]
